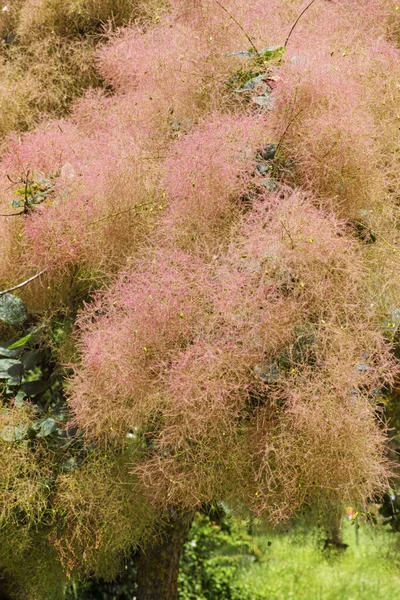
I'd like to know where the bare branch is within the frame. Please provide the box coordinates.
[0,269,48,296]
[280,219,295,250]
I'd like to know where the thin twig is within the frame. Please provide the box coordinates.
[214,0,260,57]
[275,109,305,157]
[6,174,22,185]
[0,211,25,217]
[284,0,318,47]
[0,269,48,296]
[88,201,157,226]
[280,219,295,249]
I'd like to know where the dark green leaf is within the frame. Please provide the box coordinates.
[0,344,23,358]
[22,350,44,371]
[22,379,49,397]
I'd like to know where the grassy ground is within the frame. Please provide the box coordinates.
[235,522,400,600]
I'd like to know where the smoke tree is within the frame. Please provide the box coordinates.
[0,0,399,598]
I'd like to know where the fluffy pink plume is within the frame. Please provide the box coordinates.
[162,112,274,243]
[69,248,213,438]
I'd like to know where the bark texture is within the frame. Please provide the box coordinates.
[136,510,192,600]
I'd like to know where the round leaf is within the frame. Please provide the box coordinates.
[0,426,15,442]
[37,418,57,438]
[0,294,28,325]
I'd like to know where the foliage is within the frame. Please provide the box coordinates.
[52,452,158,578]
[178,511,260,600]
[0,0,398,597]
[16,0,162,38]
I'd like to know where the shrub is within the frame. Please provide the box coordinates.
[0,0,398,596]
[16,0,160,39]
[0,403,51,533]
[71,190,396,522]
[0,103,159,312]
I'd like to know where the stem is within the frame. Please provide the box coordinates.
[214,0,260,57]
[0,269,48,296]
[284,0,318,47]
[88,201,158,226]
[280,219,295,249]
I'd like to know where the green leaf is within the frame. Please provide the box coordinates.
[258,45,286,62]
[225,50,254,58]
[14,390,27,408]
[0,344,22,358]
[0,294,28,325]
[7,332,33,350]
[36,418,57,438]
[61,457,77,473]
[22,350,43,371]
[252,95,275,109]
[0,422,29,443]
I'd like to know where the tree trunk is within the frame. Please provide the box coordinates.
[0,572,12,600]
[135,510,192,600]
[323,507,348,551]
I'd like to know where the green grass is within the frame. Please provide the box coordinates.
[235,522,400,600]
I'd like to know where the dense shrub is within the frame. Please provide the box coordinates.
[0,1,398,597]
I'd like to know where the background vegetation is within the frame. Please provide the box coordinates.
[69,512,400,600]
